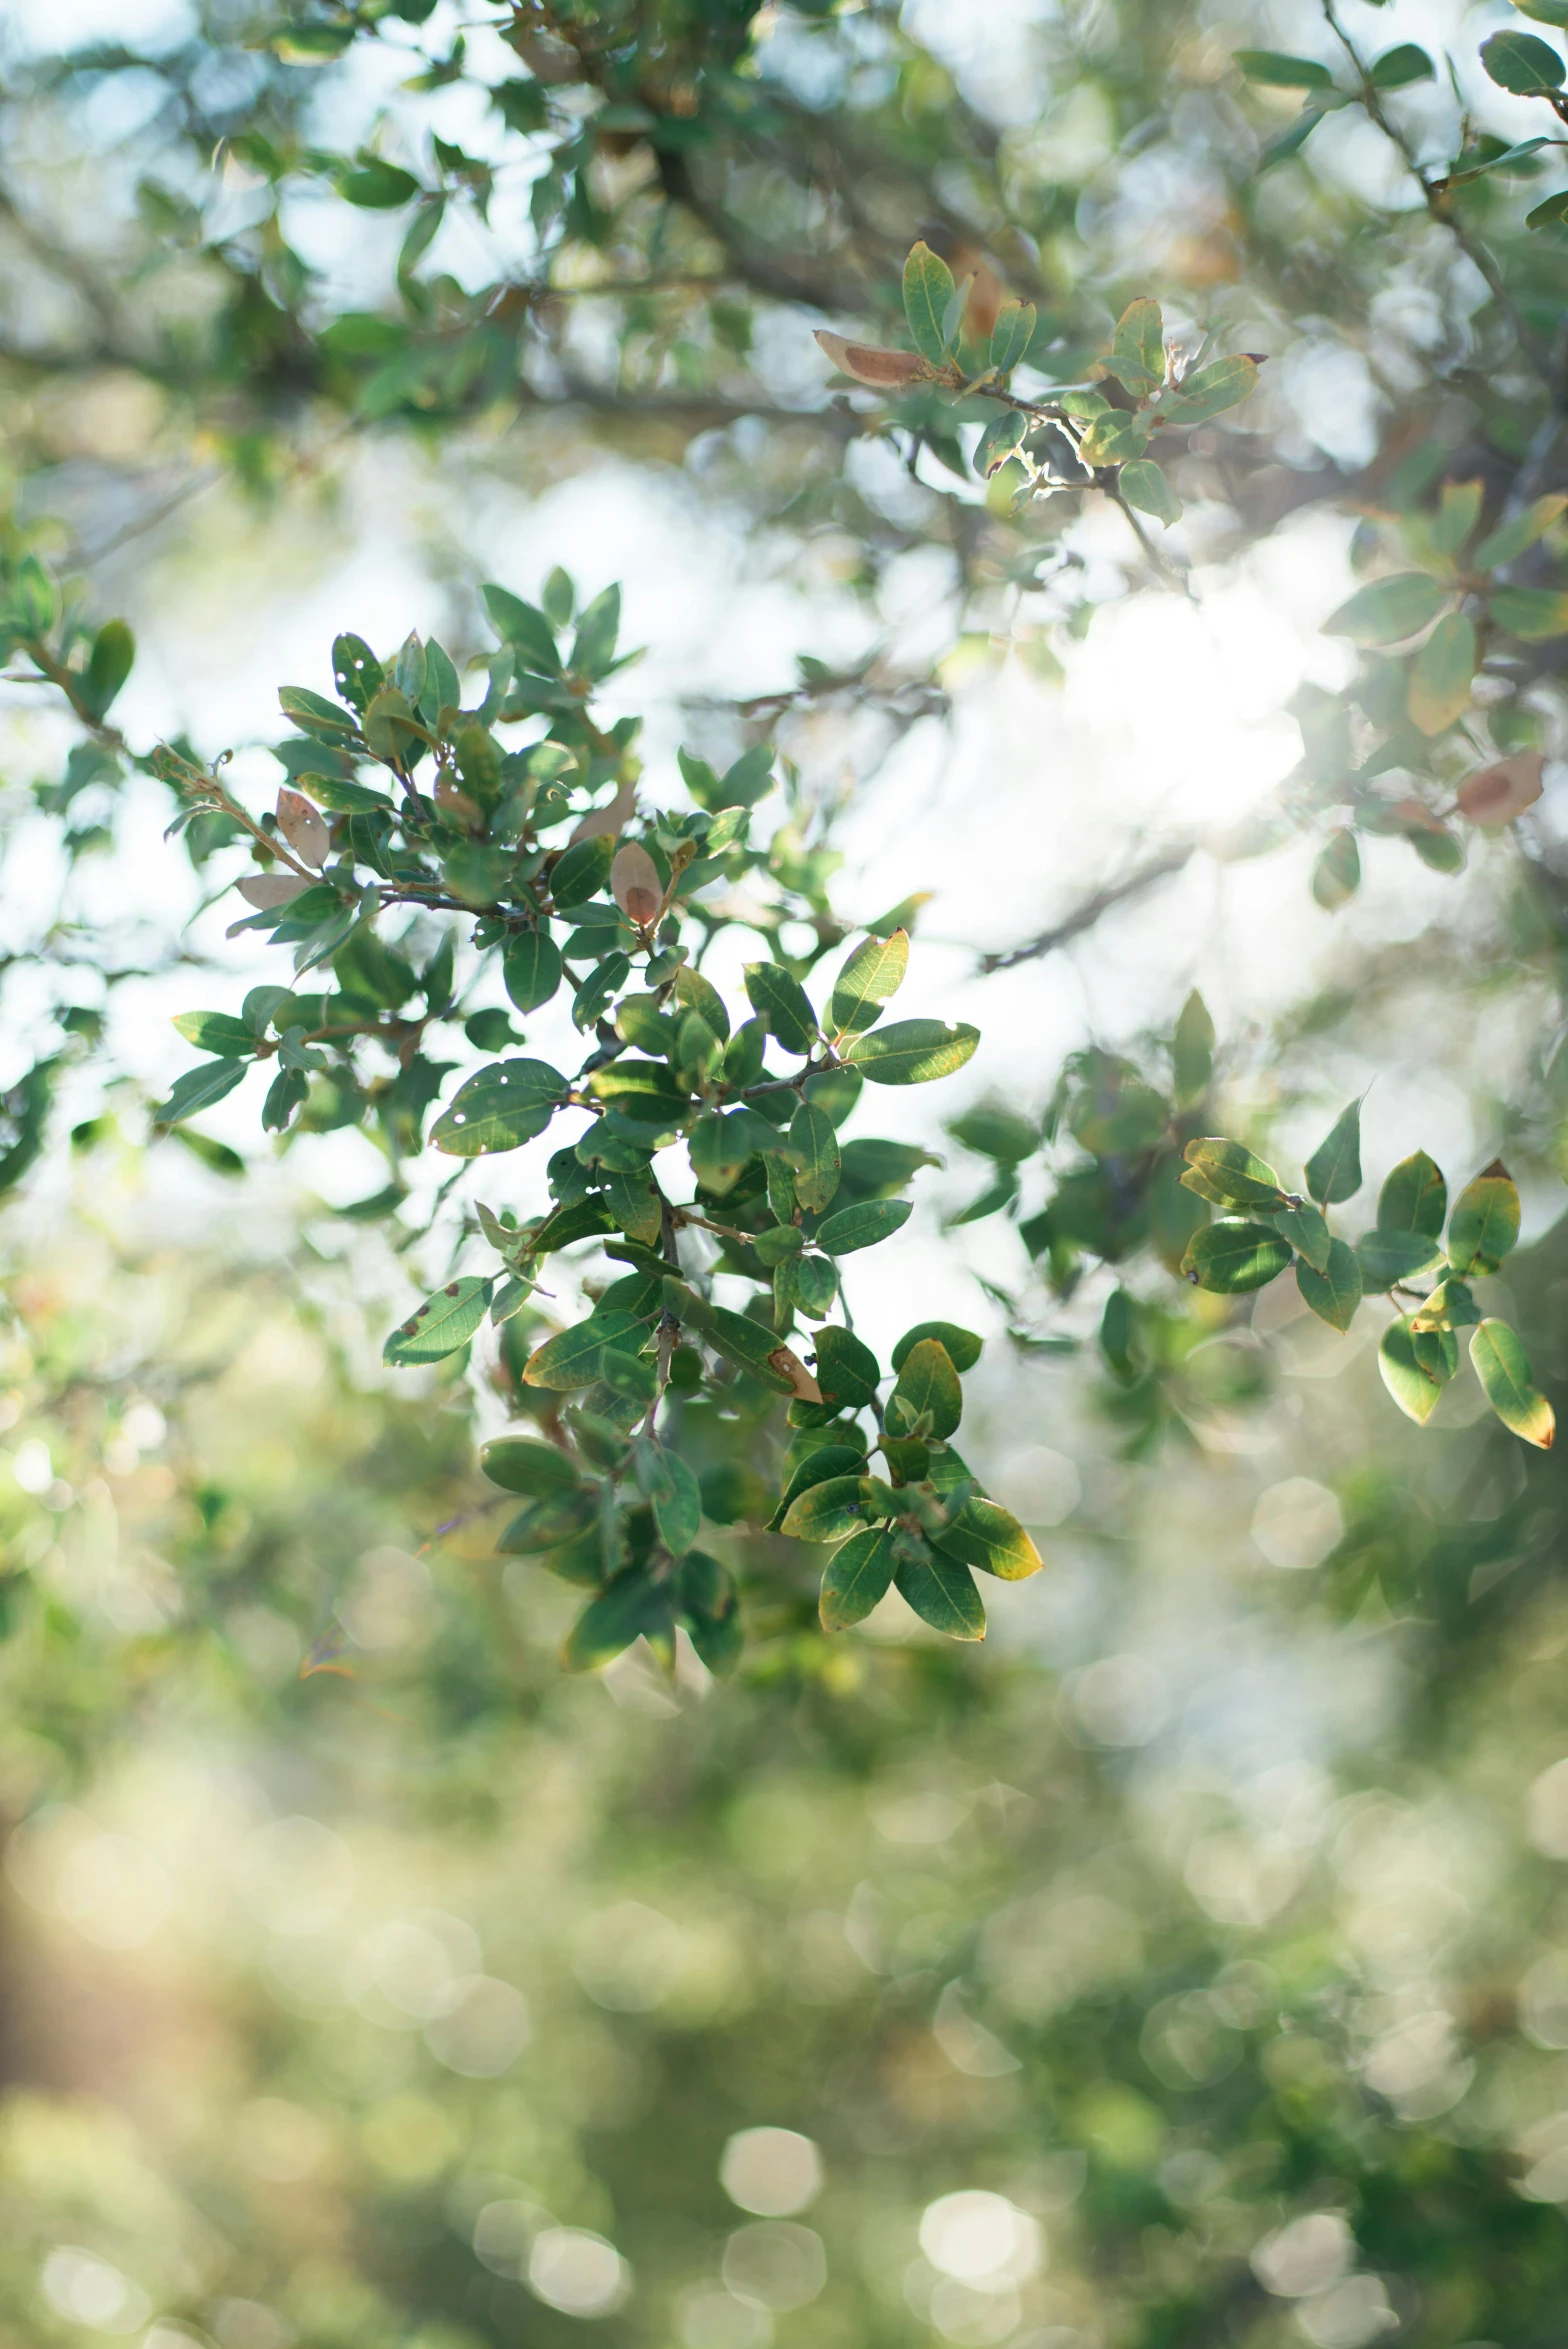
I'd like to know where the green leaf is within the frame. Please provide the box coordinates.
[82,619,135,720]
[1171,990,1214,1103]
[1180,1138,1287,1210]
[524,1312,645,1391]
[1107,297,1165,394]
[1260,106,1328,168]
[480,1437,583,1495]
[1325,573,1448,646]
[1369,42,1433,86]
[1471,1319,1556,1448]
[671,962,730,1043]
[844,1019,980,1085]
[1517,0,1568,24]
[815,1326,881,1408]
[1408,611,1476,736]
[788,1101,841,1213]
[1119,458,1182,526]
[1158,355,1259,425]
[431,1058,565,1157]
[153,1058,248,1126]
[171,1012,258,1057]
[1071,1070,1169,1155]
[888,1339,963,1439]
[1356,1228,1445,1288]
[383,1276,493,1365]
[1182,1220,1294,1292]
[499,1491,600,1558]
[278,684,359,738]
[1482,27,1565,91]
[1274,1200,1332,1273]
[1379,1149,1447,1238]
[895,1546,985,1639]
[975,410,1027,477]
[1078,410,1151,466]
[891,1321,982,1374]
[1295,1238,1363,1332]
[503,929,563,1013]
[776,1443,867,1524]
[780,1474,874,1542]
[1474,493,1568,570]
[1379,1317,1445,1425]
[1312,828,1361,912]
[820,1526,897,1630]
[744,962,818,1055]
[933,1497,1043,1581]
[815,1198,912,1257]
[550,834,615,910]
[1234,47,1336,86]
[482,584,560,674]
[903,239,957,365]
[1447,1161,1521,1275]
[571,584,622,680]
[988,302,1036,373]
[562,1571,672,1673]
[677,1551,742,1677]
[650,1448,703,1556]
[339,159,421,208]
[1304,1101,1362,1206]
[830,928,908,1037]
[1488,586,1568,640]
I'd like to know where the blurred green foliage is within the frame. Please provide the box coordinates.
[4,1,1568,2346]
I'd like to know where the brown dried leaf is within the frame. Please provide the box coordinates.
[611,841,663,928]
[276,787,331,870]
[569,773,636,845]
[1456,751,1545,826]
[768,1346,823,1404]
[236,873,312,909]
[814,331,933,390]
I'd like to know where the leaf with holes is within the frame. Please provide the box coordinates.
[431,1059,565,1156]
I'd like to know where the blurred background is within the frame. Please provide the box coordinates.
[3,0,1568,2345]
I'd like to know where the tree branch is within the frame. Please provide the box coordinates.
[977,842,1198,975]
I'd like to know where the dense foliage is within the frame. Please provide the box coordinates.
[7,0,1568,2345]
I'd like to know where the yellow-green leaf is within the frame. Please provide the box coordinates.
[1470,1318,1556,1447]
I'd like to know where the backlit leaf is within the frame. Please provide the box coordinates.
[933,1498,1042,1581]
[788,1101,841,1213]
[891,1321,982,1374]
[1180,1138,1287,1209]
[383,1276,493,1365]
[1182,1220,1294,1292]
[1325,573,1447,646]
[830,928,908,1037]
[1379,1149,1447,1238]
[1447,1161,1521,1275]
[1305,1100,1363,1205]
[1408,611,1476,736]
[744,962,818,1055]
[845,1019,980,1085]
[1379,1316,1445,1424]
[903,240,957,365]
[1471,1318,1556,1447]
[1107,297,1165,394]
[1158,354,1259,425]
[1296,1238,1363,1331]
[888,1339,962,1439]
